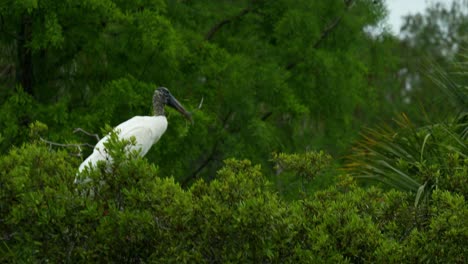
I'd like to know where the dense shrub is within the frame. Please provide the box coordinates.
[0,142,466,263]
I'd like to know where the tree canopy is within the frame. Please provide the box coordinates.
[1,0,391,182]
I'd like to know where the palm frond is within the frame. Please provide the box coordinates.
[345,113,466,197]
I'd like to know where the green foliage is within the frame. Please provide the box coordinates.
[297,181,401,263]
[346,113,467,198]
[0,1,466,262]
[187,159,289,262]
[402,190,468,263]
[0,87,36,150]
[271,151,334,197]
[28,120,48,139]
[1,141,466,263]
[394,0,468,121]
[0,143,78,262]
[345,43,467,207]
[272,151,332,182]
[1,0,395,183]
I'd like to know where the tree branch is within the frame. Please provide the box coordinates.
[73,128,100,141]
[183,111,233,186]
[286,0,355,70]
[182,141,218,188]
[205,8,251,41]
[313,0,354,49]
[261,111,273,121]
[39,137,94,157]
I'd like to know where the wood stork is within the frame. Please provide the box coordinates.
[75,87,191,182]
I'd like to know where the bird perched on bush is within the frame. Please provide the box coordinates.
[75,87,192,183]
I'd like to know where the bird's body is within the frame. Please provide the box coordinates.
[77,116,168,173]
[76,87,191,182]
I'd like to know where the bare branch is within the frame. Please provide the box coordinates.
[73,128,100,141]
[40,137,94,149]
[39,137,94,157]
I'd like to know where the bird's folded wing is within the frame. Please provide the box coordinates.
[118,125,157,157]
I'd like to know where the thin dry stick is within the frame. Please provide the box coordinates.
[40,137,95,149]
[39,137,94,157]
[198,96,204,109]
[73,128,100,141]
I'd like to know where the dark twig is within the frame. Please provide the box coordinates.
[286,0,355,70]
[205,7,251,41]
[73,128,100,141]
[313,0,356,49]
[261,111,273,121]
[182,142,218,188]
[183,111,233,186]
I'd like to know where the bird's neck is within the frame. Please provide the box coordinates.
[153,90,167,116]
[153,101,165,116]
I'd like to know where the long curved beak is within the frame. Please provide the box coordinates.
[167,94,193,124]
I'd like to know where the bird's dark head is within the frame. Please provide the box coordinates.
[153,87,193,123]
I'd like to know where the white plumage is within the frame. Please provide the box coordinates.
[75,87,191,183]
[77,116,168,174]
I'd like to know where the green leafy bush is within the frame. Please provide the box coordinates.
[271,150,334,198]
[0,141,466,263]
[0,143,78,262]
[402,190,468,263]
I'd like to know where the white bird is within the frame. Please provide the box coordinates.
[75,87,192,182]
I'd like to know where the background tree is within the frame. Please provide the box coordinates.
[345,0,468,205]
[395,0,468,121]
[1,0,392,187]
